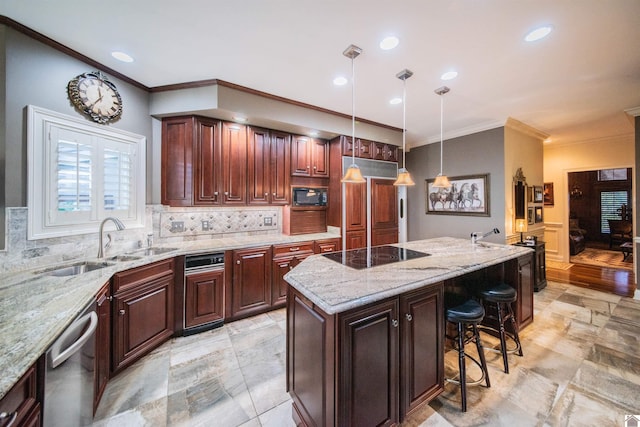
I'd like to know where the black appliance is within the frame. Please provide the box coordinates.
[323,245,429,269]
[292,187,327,207]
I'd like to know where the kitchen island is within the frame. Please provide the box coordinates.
[284,237,533,426]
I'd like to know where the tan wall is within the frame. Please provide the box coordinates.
[543,134,634,262]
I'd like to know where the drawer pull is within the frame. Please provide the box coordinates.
[119,309,125,316]
[392,319,399,328]
[405,313,413,322]
[322,247,332,252]
[0,411,17,427]
[289,247,300,252]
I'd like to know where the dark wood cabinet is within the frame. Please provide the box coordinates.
[221,122,247,204]
[314,237,341,254]
[291,135,329,177]
[230,246,272,320]
[516,254,535,329]
[345,182,367,231]
[112,258,175,374]
[161,116,195,206]
[513,242,546,291]
[272,242,314,308]
[371,178,398,246]
[346,230,366,250]
[283,206,327,235]
[287,281,444,426]
[95,281,110,414]
[0,362,41,427]
[247,127,290,205]
[184,269,224,328]
[194,117,222,205]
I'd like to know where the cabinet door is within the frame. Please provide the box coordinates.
[291,135,311,176]
[345,182,366,231]
[371,178,398,229]
[112,274,174,374]
[247,126,271,205]
[339,299,399,426]
[517,254,534,329]
[358,139,374,159]
[270,130,291,204]
[185,269,224,328]
[314,238,341,254]
[232,247,272,319]
[221,122,247,204]
[0,363,39,427]
[372,228,399,246]
[161,116,194,206]
[400,285,444,416]
[310,138,329,177]
[346,230,366,250]
[95,281,110,414]
[272,253,311,307]
[194,118,222,205]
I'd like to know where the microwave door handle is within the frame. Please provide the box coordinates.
[49,311,98,368]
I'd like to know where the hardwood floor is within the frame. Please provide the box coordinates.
[547,262,635,297]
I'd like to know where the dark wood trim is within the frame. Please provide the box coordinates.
[0,15,150,91]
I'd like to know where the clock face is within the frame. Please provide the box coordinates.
[68,72,123,124]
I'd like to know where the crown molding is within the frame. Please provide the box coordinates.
[409,119,506,149]
[504,117,550,140]
[624,106,640,117]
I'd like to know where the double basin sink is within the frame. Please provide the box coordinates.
[37,247,179,277]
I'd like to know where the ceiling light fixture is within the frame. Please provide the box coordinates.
[525,25,553,42]
[389,97,402,105]
[111,51,134,63]
[441,70,458,81]
[432,86,451,188]
[341,44,366,184]
[333,76,348,86]
[393,69,415,186]
[379,36,399,50]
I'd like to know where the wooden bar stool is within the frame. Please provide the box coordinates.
[479,283,523,374]
[445,299,491,412]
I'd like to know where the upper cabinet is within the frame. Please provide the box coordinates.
[220,122,247,205]
[339,136,398,163]
[248,127,290,205]
[291,135,329,178]
[161,116,195,206]
[194,118,222,205]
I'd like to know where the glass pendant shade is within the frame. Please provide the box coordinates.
[341,164,366,183]
[394,168,415,186]
[432,174,450,188]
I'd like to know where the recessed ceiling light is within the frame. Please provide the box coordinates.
[380,36,399,50]
[333,76,348,86]
[111,51,134,62]
[525,25,553,42]
[441,71,458,81]
[389,97,402,105]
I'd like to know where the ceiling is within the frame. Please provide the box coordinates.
[2,0,639,148]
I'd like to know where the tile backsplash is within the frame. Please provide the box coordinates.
[0,205,282,274]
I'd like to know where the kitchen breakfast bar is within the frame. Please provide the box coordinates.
[284,237,534,426]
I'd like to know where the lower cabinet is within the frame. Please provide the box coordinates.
[95,281,111,414]
[272,242,314,308]
[287,282,444,426]
[345,230,366,250]
[230,246,272,320]
[0,361,42,427]
[111,258,175,375]
[516,254,535,329]
[314,237,341,254]
[184,268,224,328]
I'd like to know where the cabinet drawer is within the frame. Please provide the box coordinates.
[273,242,314,257]
[112,258,175,293]
[314,238,341,254]
[0,363,38,427]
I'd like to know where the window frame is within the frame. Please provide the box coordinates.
[27,105,145,240]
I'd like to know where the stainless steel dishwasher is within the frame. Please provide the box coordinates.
[44,300,98,427]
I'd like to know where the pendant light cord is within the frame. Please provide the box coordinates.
[351,55,356,163]
[402,78,407,168]
[439,95,444,175]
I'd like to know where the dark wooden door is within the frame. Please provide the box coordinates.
[95,281,110,414]
[517,254,534,329]
[184,269,224,328]
[346,230,366,250]
[311,138,329,177]
[270,130,291,204]
[345,182,366,231]
[194,118,222,205]
[291,135,311,176]
[161,116,194,206]
[221,122,247,204]
[400,285,444,417]
[247,126,271,204]
[339,299,399,426]
[371,178,398,229]
[272,253,311,307]
[232,246,272,319]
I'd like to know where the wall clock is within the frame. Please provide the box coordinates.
[67,71,123,124]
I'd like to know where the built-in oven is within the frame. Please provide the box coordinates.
[44,300,97,427]
[183,252,225,336]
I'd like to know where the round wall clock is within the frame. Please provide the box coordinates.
[67,71,123,124]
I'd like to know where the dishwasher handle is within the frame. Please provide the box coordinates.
[49,311,98,369]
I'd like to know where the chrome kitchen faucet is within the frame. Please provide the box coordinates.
[97,217,125,258]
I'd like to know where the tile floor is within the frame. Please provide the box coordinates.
[92,281,640,426]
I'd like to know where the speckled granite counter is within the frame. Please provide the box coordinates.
[0,230,339,399]
[284,237,533,315]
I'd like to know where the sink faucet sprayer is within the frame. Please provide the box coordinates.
[471,228,500,245]
[98,217,126,258]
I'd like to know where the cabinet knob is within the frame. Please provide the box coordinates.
[313,165,317,170]
[405,313,413,322]
[392,319,399,328]
[119,309,125,316]
[214,191,219,196]
[224,191,229,195]
[307,165,310,169]
[272,192,276,196]
[236,260,241,265]
[265,192,269,196]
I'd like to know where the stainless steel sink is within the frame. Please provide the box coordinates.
[38,261,114,277]
[107,255,142,262]
[133,247,179,256]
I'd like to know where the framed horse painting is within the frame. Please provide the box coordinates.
[425,173,490,216]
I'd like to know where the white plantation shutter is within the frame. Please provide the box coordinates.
[57,140,93,212]
[600,191,629,233]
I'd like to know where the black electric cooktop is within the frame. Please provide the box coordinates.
[323,245,429,269]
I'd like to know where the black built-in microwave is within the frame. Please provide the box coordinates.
[292,187,327,207]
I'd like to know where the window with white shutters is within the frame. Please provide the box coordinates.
[600,191,629,233]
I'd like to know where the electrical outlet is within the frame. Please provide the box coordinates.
[264,217,272,226]
[171,221,185,232]
[202,220,210,231]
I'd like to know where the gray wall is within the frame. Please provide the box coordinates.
[405,127,506,243]
[1,26,153,249]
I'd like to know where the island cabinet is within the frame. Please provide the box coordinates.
[291,135,329,177]
[111,258,175,375]
[271,242,314,308]
[247,126,290,205]
[230,246,273,320]
[287,282,444,426]
[514,254,535,329]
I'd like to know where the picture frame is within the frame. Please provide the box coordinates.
[528,207,535,225]
[533,186,544,203]
[535,206,543,223]
[543,182,554,206]
[528,186,534,203]
[426,173,490,216]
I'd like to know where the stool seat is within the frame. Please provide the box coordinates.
[480,282,516,302]
[447,299,485,323]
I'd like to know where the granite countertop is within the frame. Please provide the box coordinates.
[0,230,339,399]
[284,237,533,315]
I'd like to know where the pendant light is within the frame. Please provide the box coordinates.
[393,69,415,186]
[341,44,366,183]
[432,86,451,188]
